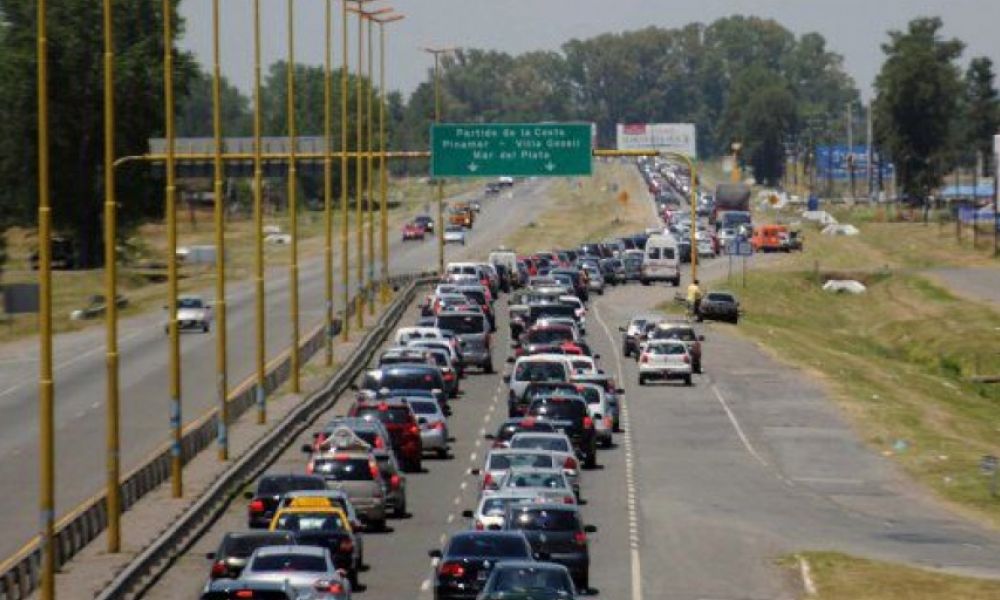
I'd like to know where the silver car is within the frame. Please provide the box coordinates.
[495,467,577,506]
[435,311,493,373]
[238,545,350,600]
[462,490,543,531]
[167,295,212,333]
[472,448,557,494]
[402,396,450,458]
[508,432,580,497]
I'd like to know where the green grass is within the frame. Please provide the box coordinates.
[792,552,1000,600]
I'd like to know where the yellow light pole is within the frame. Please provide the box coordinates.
[731,141,742,184]
[661,152,700,283]
[163,0,183,499]
[36,0,55,594]
[323,0,334,365]
[422,46,454,275]
[340,0,351,341]
[366,16,376,317]
[252,0,267,423]
[286,0,301,394]
[102,0,122,552]
[211,0,229,461]
[373,13,404,305]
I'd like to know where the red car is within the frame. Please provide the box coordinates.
[348,399,423,472]
[402,221,426,241]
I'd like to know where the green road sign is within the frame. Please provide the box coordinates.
[431,123,592,177]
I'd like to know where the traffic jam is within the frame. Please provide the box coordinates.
[199,168,720,600]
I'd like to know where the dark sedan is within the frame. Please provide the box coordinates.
[502,503,596,591]
[698,291,740,324]
[429,531,536,600]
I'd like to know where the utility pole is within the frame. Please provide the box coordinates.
[866,101,874,199]
[847,102,855,200]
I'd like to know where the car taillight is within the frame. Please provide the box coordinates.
[339,538,354,553]
[248,499,265,513]
[408,424,420,436]
[563,456,578,471]
[234,590,253,599]
[475,520,484,530]
[369,461,380,480]
[640,354,649,363]
[305,461,314,475]
[574,531,588,546]
[433,421,446,430]
[439,561,465,578]
[682,355,690,364]
[483,473,493,489]
[374,436,385,449]
[443,372,455,381]
[210,560,228,578]
[605,416,613,429]
[390,474,401,489]
[563,496,575,504]
[315,580,344,595]
[583,416,594,429]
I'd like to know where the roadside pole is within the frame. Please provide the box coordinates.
[366,17,376,317]
[286,0,301,394]
[322,0,334,366]
[252,0,267,423]
[355,9,365,330]
[339,0,350,341]
[211,0,229,461]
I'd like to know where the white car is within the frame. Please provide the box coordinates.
[444,226,466,245]
[495,467,576,505]
[567,355,599,376]
[575,383,613,448]
[167,295,212,333]
[558,295,586,321]
[638,339,693,386]
[463,491,539,531]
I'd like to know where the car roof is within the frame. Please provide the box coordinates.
[253,544,328,557]
[506,502,579,513]
[510,431,571,441]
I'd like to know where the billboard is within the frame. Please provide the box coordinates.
[616,123,696,158]
[815,145,894,181]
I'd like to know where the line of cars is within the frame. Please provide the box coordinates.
[424,255,630,600]
[200,259,515,599]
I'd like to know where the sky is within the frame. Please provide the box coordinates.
[178,0,1000,103]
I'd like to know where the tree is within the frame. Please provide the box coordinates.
[0,0,194,267]
[176,67,252,137]
[873,17,964,200]
[961,57,1000,176]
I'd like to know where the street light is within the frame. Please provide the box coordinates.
[422,46,456,275]
[286,0,301,394]
[372,13,405,305]
[211,0,230,460]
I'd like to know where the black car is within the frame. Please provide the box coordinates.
[526,395,597,468]
[549,268,588,302]
[429,531,536,600]
[206,531,297,580]
[270,508,360,586]
[508,381,579,417]
[622,254,643,282]
[244,474,326,528]
[414,214,434,232]
[698,291,740,324]
[478,561,577,600]
[361,365,447,408]
[485,417,557,448]
[502,503,596,591]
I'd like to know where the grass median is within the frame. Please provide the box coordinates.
[686,214,1000,526]
[791,552,1000,600]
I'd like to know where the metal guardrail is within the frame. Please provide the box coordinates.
[0,272,433,600]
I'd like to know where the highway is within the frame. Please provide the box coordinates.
[0,179,551,560]
[140,251,1000,600]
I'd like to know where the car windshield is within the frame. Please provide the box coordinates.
[508,508,579,532]
[355,406,411,425]
[250,554,327,573]
[653,327,696,342]
[258,477,324,496]
[511,436,570,452]
[460,290,487,305]
[481,497,517,517]
[272,512,347,533]
[436,314,485,335]
[706,293,734,302]
[649,342,687,355]
[577,387,600,405]
[526,329,573,345]
[492,567,574,596]
[407,400,439,415]
[220,534,294,558]
[312,458,373,481]
[177,298,203,309]
[529,398,586,421]
[488,453,554,471]
[363,370,441,391]
[504,472,566,489]
[448,536,530,558]
[515,362,567,382]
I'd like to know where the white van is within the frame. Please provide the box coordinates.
[640,233,680,286]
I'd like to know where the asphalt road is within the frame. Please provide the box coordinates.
[924,266,1000,307]
[0,179,550,560]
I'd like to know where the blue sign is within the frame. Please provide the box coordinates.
[815,145,894,182]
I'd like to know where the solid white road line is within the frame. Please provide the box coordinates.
[710,383,769,467]
[593,304,642,600]
[797,554,818,596]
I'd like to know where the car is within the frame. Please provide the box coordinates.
[205,530,297,580]
[347,398,423,472]
[269,504,361,587]
[199,578,300,600]
[504,355,574,414]
[360,365,447,409]
[640,234,681,286]
[574,383,613,448]
[638,339,693,386]
[485,418,557,449]
[525,395,597,469]
[244,474,327,529]
[516,325,578,357]
[429,531,536,600]
[572,373,624,432]
[238,545,350,600]
[698,291,740,324]
[407,338,465,379]
[618,313,666,359]
[477,560,579,600]
[645,322,703,373]
[462,492,538,532]
[580,264,604,295]
[414,214,434,233]
[277,491,366,565]
[472,448,559,493]
[303,427,388,530]
[167,295,212,333]
[514,382,580,418]
[435,311,494,373]
[402,221,427,241]
[445,225,467,245]
[377,347,436,369]
[501,504,596,590]
[494,468,576,505]
[421,346,462,398]
[621,252,643,282]
[402,396,450,458]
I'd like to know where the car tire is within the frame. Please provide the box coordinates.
[684,375,693,386]
[436,447,449,459]
[585,452,597,469]
[640,279,650,286]
[673,278,681,287]
[394,498,407,518]
[202,323,210,333]
[638,375,646,386]
[370,518,386,532]
[483,360,494,374]
[578,570,589,594]
[694,360,702,374]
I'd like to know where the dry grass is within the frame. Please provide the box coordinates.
[795,552,1000,600]
[502,161,657,252]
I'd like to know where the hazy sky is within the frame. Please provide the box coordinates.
[178,0,1000,104]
